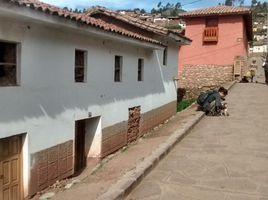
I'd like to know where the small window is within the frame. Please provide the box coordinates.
[206,18,218,27]
[75,50,87,82]
[114,55,122,82]
[163,47,168,66]
[0,41,18,86]
[138,58,144,81]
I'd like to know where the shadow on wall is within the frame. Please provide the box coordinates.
[0,52,170,124]
[177,88,186,102]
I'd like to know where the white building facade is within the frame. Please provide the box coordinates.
[0,0,190,199]
[251,45,268,53]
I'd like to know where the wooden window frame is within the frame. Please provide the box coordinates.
[138,58,144,82]
[75,49,87,83]
[114,55,122,82]
[203,17,219,43]
[0,41,20,87]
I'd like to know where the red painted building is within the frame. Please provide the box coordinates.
[177,5,253,98]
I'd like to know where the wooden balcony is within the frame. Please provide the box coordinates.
[203,27,218,42]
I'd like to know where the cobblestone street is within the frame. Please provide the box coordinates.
[127,82,268,200]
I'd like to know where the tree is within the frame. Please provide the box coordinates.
[225,0,232,6]
[133,8,141,13]
[251,0,258,6]
[140,9,146,14]
[151,1,184,16]
[166,3,171,8]
[225,0,244,6]
[151,8,157,14]
[175,2,181,9]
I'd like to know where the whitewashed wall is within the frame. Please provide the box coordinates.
[0,18,178,154]
[253,45,267,53]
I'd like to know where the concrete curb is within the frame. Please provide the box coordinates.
[96,81,236,200]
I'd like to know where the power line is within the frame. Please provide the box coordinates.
[181,0,204,7]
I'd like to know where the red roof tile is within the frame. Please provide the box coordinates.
[86,7,168,35]
[179,5,251,18]
[86,7,191,41]
[6,0,163,45]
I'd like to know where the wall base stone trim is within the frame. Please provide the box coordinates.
[29,140,74,197]
[179,64,234,99]
[101,101,177,158]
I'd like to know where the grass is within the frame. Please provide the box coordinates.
[177,99,196,112]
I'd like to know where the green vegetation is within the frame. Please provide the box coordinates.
[223,0,244,6]
[251,0,268,21]
[151,2,185,17]
[165,24,183,30]
[177,99,195,112]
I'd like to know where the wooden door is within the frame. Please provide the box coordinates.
[0,135,22,200]
[75,120,86,172]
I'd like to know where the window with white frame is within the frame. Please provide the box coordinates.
[114,55,122,82]
[75,49,87,82]
[0,41,18,86]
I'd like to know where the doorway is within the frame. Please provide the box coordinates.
[74,117,101,174]
[0,135,23,200]
[75,120,86,173]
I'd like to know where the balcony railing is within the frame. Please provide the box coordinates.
[203,27,218,42]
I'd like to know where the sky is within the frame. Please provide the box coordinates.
[41,0,266,12]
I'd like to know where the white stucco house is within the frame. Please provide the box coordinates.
[251,44,268,53]
[0,0,191,199]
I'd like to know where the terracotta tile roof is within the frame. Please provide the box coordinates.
[179,5,251,18]
[86,7,168,35]
[5,0,163,45]
[86,7,191,42]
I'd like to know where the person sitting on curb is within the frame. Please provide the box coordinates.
[197,87,228,116]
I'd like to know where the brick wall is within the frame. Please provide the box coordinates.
[101,101,177,158]
[28,101,177,196]
[139,101,177,135]
[101,121,128,158]
[179,64,234,99]
[29,140,73,197]
[127,106,141,143]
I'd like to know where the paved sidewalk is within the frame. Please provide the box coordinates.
[127,83,268,200]
[35,82,233,200]
[49,94,204,200]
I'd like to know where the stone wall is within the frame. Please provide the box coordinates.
[127,106,141,143]
[179,64,234,99]
[139,101,177,135]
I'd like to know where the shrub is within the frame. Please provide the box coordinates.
[177,99,195,112]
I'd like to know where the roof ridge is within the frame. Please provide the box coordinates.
[85,7,168,35]
[179,4,251,18]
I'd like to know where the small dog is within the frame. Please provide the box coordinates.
[220,102,229,116]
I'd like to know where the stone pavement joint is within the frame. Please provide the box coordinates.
[96,81,236,200]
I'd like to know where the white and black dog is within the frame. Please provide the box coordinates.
[220,102,229,116]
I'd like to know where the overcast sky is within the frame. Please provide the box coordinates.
[41,0,266,11]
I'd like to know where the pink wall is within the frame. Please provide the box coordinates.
[179,15,249,71]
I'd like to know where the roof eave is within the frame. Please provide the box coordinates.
[0,3,164,49]
[167,32,192,45]
[179,11,252,18]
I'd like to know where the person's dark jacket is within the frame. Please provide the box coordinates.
[202,91,224,111]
